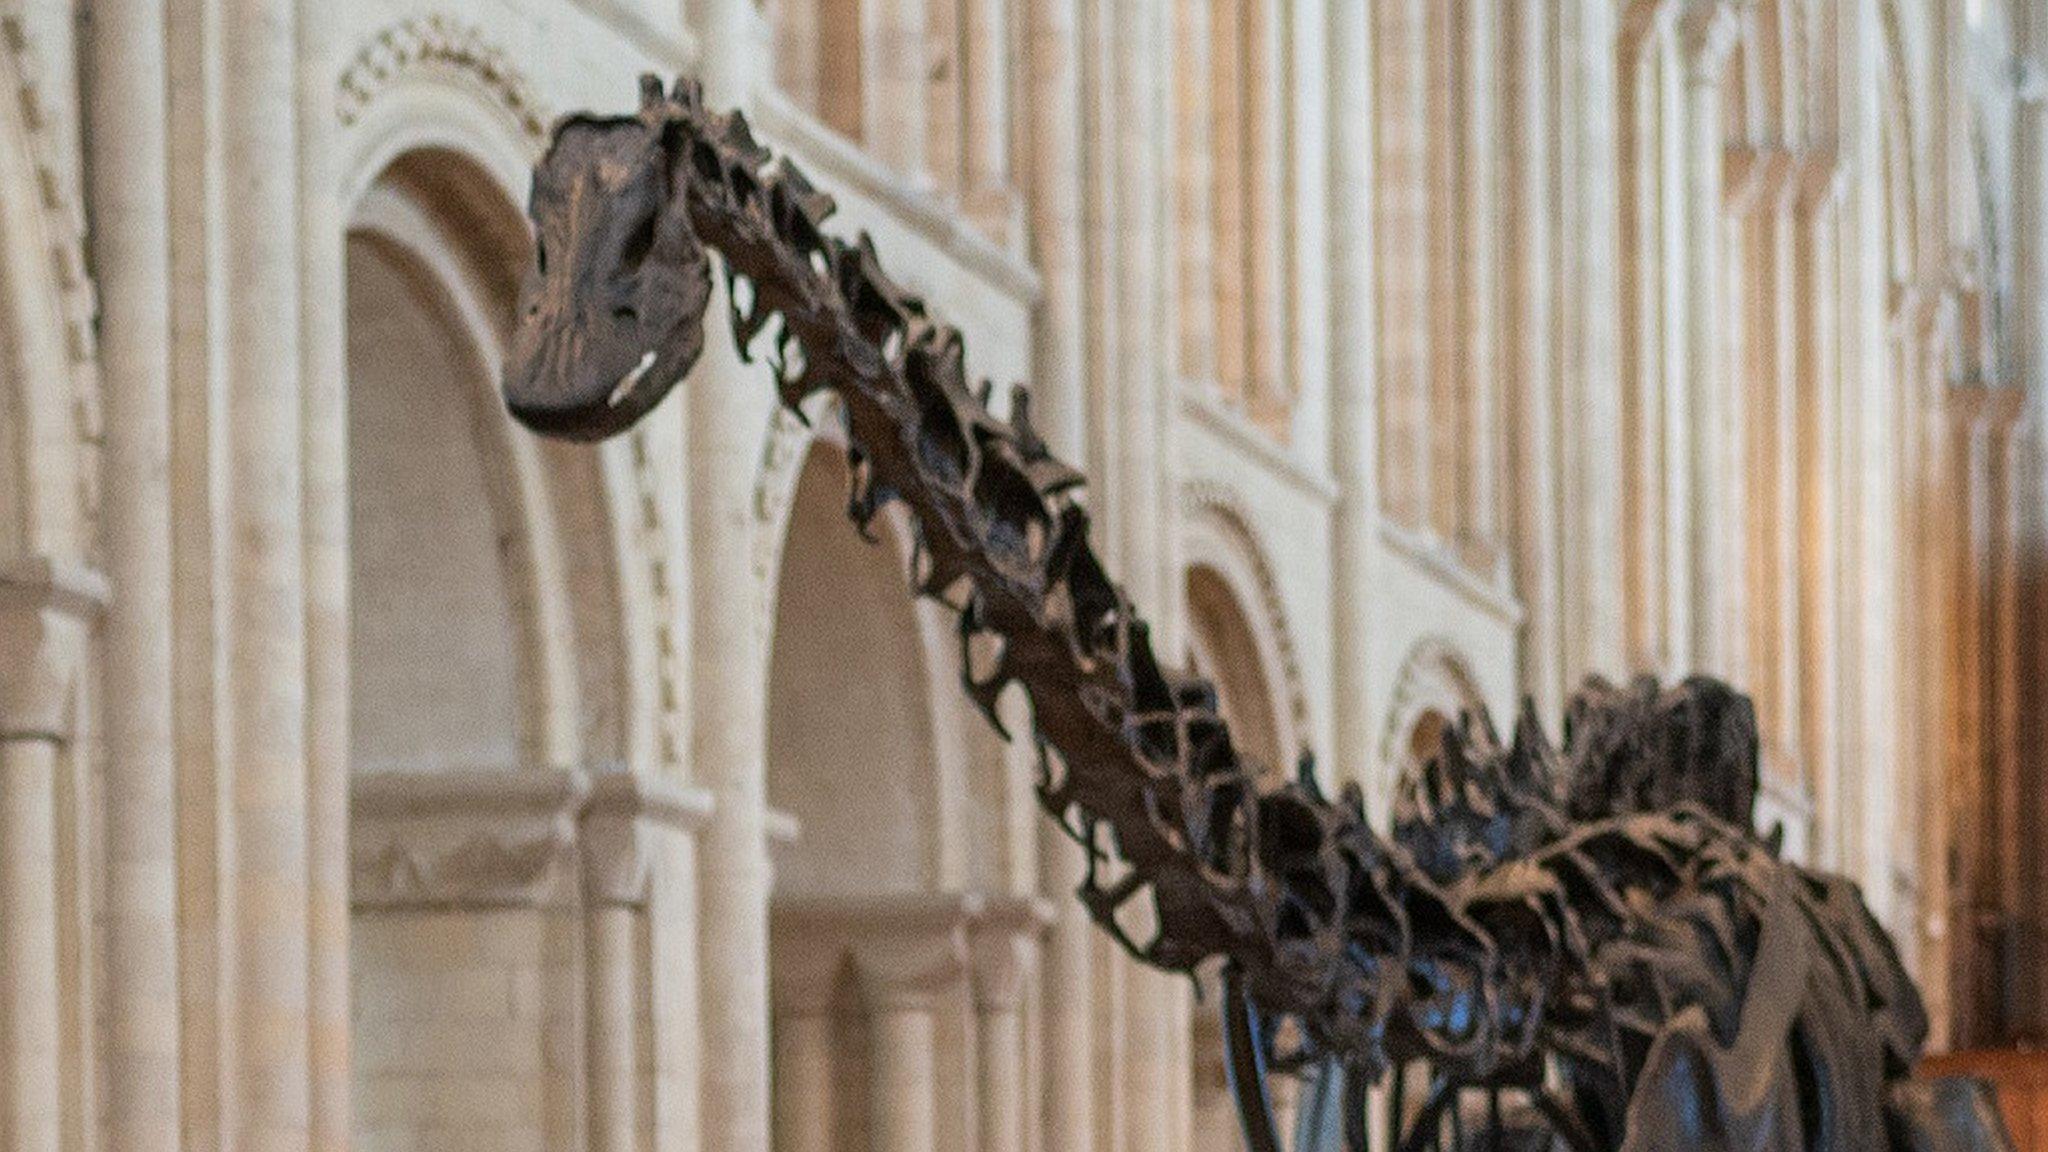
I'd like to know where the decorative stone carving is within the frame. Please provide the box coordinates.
[1178,481,1312,750]
[350,769,586,910]
[348,766,714,911]
[336,14,549,147]
[581,766,716,906]
[0,12,101,538]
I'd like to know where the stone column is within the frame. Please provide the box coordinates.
[0,563,100,1152]
[1110,3,1184,1149]
[1558,0,1625,683]
[223,1,312,1149]
[583,770,715,1152]
[866,0,931,182]
[1793,155,1844,866]
[970,899,1052,1152]
[686,3,776,1150]
[1504,0,1561,713]
[85,2,182,1149]
[0,735,59,1152]
[963,0,1016,234]
[1677,0,1739,674]
[1948,385,1993,1042]
[586,903,639,1152]
[1327,0,1380,815]
[1173,0,1214,385]
[1020,0,1094,1143]
[1452,0,1503,574]
[768,940,840,1152]
[296,0,351,1146]
[848,906,972,1152]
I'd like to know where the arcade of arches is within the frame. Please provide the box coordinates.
[3,1,2048,1151]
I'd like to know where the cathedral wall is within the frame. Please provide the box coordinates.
[1,2,2044,1152]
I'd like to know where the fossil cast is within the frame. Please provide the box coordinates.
[500,77,2012,1152]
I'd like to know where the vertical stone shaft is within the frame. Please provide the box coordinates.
[963,0,1014,226]
[866,0,930,180]
[1504,0,1560,713]
[296,0,350,1146]
[1558,0,1626,682]
[1173,0,1214,384]
[586,905,639,1152]
[86,1,182,1149]
[0,738,60,1152]
[223,2,310,1152]
[688,8,775,1151]
[1453,0,1502,571]
[868,1005,938,1152]
[1678,2,1737,674]
[1021,0,1094,1140]
[1110,2,1183,1149]
[770,1009,835,1152]
[1327,0,1379,812]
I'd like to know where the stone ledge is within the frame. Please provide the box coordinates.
[351,767,716,912]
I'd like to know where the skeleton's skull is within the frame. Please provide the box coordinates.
[505,98,710,442]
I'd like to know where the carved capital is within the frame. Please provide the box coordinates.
[350,768,587,910]
[774,893,979,1014]
[0,557,106,741]
[581,768,716,907]
[967,896,1052,1013]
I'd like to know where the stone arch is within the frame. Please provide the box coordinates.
[764,440,957,896]
[342,130,632,775]
[1378,637,1489,808]
[0,8,97,566]
[1178,484,1309,775]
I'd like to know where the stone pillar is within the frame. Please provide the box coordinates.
[1020,0,1094,1143]
[1504,0,1561,713]
[970,899,1052,1152]
[85,1,182,1149]
[1558,0,1626,683]
[586,903,639,1152]
[1327,0,1380,814]
[222,2,311,1149]
[768,951,839,1152]
[685,3,775,1149]
[844,904,972,1152]
[0,735,60,1152]
[0,561,103,1152]
[1452,0,1503,574]
[1109,3,1184,1148]
[1793,155,1844,867]
[963,0,1016,234]
[866,0,931,182]
[297,0,351,1146]
[1676,0,1739,674]
[1173,0,1214,385]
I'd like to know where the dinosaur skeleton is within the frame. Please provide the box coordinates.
[499,77,2013,1152]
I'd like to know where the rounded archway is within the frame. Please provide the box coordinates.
[766,444,944,897]
[345,148,628,775]
[1381,637,1489,806]
[343,141,636,1152]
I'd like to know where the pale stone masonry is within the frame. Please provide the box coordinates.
[0,2,2045,1152]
